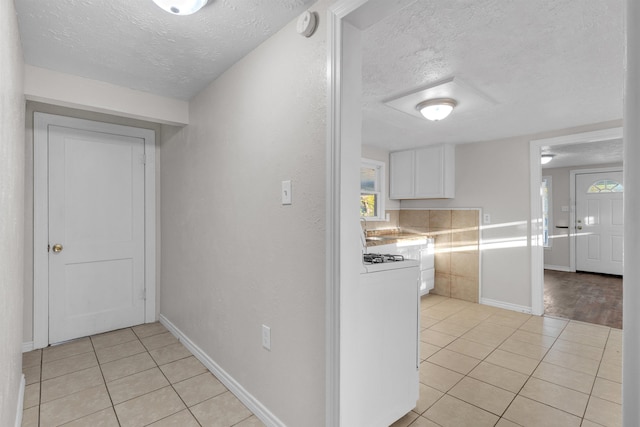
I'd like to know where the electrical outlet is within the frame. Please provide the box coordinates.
[483,213,491,224]
[262,324,271,351]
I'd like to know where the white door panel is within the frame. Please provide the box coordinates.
[575,171,623,275]
[49,126,145,344]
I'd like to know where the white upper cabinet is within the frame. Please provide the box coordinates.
[389,144,455,199]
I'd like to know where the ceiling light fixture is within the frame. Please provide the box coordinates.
[416,98,457,121]
[152,0,208,15]
[541,154,555,165]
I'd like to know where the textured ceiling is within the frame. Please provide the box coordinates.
[542,139,623,170]
[362,0,624,151]
[15,0,314,100]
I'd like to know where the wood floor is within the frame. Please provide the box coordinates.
[544,270,622,329]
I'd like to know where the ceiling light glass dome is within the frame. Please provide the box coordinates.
[152,0,208,15]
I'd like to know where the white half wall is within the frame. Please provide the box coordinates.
[0,1,26,426]
[24,65,189,126]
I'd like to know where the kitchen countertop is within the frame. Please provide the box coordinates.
[365,231,432,247]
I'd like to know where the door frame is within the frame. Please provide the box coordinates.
[570,166,623,273]
[33,112,156,349]
[529,127,622,315]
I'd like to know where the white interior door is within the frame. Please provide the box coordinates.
[575,171,623,275]
[48,125,146,344]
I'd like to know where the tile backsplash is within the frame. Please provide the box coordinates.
[371,209,480,303]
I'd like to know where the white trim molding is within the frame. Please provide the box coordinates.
[529,127,622,316]
[22,342,34,353]
[480,298,532,314]
[159,315,285,427]
[14,374,25,427]
[543,265,573,273]
[33,113,157,349]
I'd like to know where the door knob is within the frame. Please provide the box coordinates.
[576,226,583,230]
[52,244,63,253]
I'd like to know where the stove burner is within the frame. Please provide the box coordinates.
[363,253,405,264]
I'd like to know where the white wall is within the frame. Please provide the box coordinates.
[159,2,328,425]
[543,163,622,270]
[401,120,622,310]
[22,101,163,344]
[0,0,25,425]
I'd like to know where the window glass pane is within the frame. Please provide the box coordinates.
[360,194,377,218]
[360,166,376,191]
[587,179,623,193]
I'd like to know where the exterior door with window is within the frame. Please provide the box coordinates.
[575,171,623,275]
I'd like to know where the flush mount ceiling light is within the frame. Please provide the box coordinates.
[416,98,457,121]
[152,0,208,15]
[541,154,555,165]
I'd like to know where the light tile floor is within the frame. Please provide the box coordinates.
[23,295,622,427]
[22,322,265,427]
[393,294,622,427]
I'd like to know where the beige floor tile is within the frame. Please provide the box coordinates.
[42,338,93,363]
[420,342,440,360]
[141,332,179,351]
[427,348,480,375]
[519,316,567,337]
[531,361,595,394]
[581,420,606,427]
[519,377,588,417]
[23,364,41,385]
[405,416,440,427]
[418,362,464,393]
[107,367,169,404]
[444,313,486,329]
[474,323,517,341]
[160,355,207,384]
[149,342,192,365]
[558,330,608,349]
[173,372,227,407]
[96,339,146,364]
[41,366,104,403]
[485,349,539,375]
[423,307,456,321]
[39,383,112,427]
[421,294,449,308]
[602,346,622,366]
[115,386,186,427]
[389,411,419,427]
[468,362,529,393]
[584,396,622,427]
[132,322,168,339]
[414,383,443,414]
[420,329,457,347]
[428,320,472,337]
[543,348,600,376]
[41,351,98,381]
[61,407,119,427]
[190,391,252,427]
[23,382,40,409]
[420,315,441,329]
[551,339,604,361]
[597,362,622,383]
[461,328,507,348]
[509,330,556,348]
[591,377,622,404]
[100,352,157,382]
[147,409,201,426]
[424,394,498,427]
[22,406,39,427]
[495,419,520,427]
[503,396,581,427]
[448,376,515,416]
[445,338,495,360]
[484,314,529,328]
[22,349,42,369]
[498,337,549,360]
[234,415,267,426]
[91,328,138,350]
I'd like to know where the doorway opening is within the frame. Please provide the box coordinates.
[530,128,623,329]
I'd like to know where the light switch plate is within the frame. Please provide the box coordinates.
[281,180,292,205]
[262,324,271,351]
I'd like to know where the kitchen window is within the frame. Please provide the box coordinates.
[360,158,385,221]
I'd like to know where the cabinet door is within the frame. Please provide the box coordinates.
[389,150,415,199]
[415,145,455,198]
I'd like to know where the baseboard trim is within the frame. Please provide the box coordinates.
[544,265,573,272]
[22,342,34,353]
[15,374,25,427]
[159,315,285,427]
[481,298,532,314]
